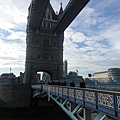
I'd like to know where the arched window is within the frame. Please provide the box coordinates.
[47,22,51,28]
[37,54,41,59]
[48,14,51,19]
[43,21,46,27]
[44,14,46,19]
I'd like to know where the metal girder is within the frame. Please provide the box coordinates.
[29,0,49,29]
[32,84,120,120]
[50,94,84,120]
[93,112,112,120]
[54,0,90,32]
[33,89,45,98]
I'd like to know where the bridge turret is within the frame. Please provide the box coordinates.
[58,2,63,19]
[24,0,90,85]
[28,0,49,30]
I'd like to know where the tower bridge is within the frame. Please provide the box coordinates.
[24,0,90,85]
[23,1,120,119]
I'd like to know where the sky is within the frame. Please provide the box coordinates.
[0,0,120,77]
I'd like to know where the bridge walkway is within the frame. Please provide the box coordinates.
[31,84,120,120]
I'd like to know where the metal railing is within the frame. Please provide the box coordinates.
[41,84,120,119]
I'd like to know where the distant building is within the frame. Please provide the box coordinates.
[0,73,17,85]
[92,71,108,83]
[63,60,68,78]
[18,72,24,85]
[108,68,120,82]
[67,71,83,81]
[68,71,78,76]
[92,68,120,83]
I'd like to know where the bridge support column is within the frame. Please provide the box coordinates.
[84,107,91,120]
[110,117,117,120]
[48,90,50,102]
[30,88,33,106]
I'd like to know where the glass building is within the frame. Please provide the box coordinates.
[108,68,120,82]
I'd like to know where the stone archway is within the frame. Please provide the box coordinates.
[36,71,52,84]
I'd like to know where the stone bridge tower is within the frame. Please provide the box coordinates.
[24,0,90,85]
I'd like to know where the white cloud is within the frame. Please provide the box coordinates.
[0,0,120,78]
[70,7,99,28]
[7,31,26,42]
[98,21,120,51]
[72,32,86,43]
[0,0,30,31]
[0,39,25,68]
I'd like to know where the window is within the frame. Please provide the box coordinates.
[43,38,49,45]
[35,40,38,44]
[43,22,46,27]
[50,55,55,60]
[47,22,51,28]
[44,14,46,19]
[37,54,41,59]
[48,14,50,19]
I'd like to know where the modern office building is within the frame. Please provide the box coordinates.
[92,68,120,83]
[92,71,109,83]
[108,68,120,82]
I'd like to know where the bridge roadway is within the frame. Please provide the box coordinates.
[31,84,120,120]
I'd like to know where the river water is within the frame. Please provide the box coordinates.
[0,106,71,120]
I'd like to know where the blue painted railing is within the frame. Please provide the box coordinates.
[41,84,120,119]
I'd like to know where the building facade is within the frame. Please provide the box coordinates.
[92,71,108,83]
[108,68,120,82]
[0,73,17,85]
[92,68,120,83]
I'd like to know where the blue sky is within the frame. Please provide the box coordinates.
[0,0,120,77]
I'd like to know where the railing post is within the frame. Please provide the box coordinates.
[113,94,118,118]
[48,85,50,101]
[41,83,43,92]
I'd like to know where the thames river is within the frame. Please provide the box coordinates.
[0,106,71,120]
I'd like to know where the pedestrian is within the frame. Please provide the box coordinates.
[64,81,66,86]
[80,78,86,88]
[70,81,75,87]
[62,81,66,86]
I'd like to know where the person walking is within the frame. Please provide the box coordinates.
[80,78,86,88]
[70,81,75,87]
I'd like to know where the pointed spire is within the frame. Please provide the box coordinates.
[60,2,63,8]
[58,2,63,17]
[10,67,11,73]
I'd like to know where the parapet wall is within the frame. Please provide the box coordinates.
[0,85,31,108]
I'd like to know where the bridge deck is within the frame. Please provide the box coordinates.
[32,84,120,120]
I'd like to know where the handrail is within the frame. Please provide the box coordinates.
[41,84,120,119]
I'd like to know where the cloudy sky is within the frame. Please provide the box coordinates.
[0,0,120,77]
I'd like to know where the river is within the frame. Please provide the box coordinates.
[0,106,71,120]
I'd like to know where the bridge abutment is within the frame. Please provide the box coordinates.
[0,85,31,108]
